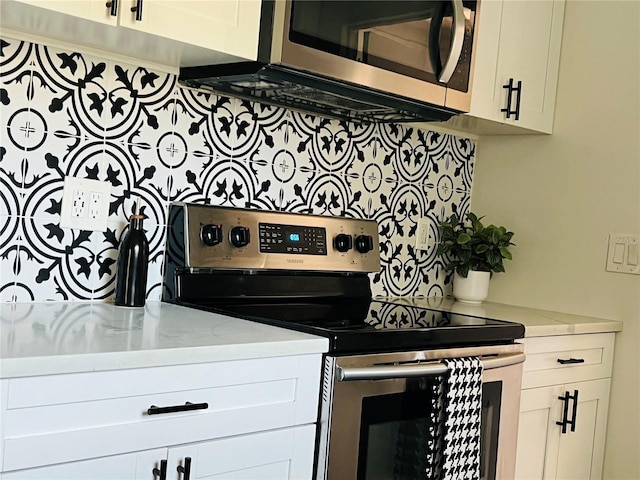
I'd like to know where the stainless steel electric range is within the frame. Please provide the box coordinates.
[162,203,526,480]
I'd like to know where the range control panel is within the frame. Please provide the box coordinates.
[259,223,327,255]
[175,203,380,273]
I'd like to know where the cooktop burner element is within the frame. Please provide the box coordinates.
[162,203,524,354]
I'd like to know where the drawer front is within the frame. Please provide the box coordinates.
[521,333,615,389]
[2,354,322,472]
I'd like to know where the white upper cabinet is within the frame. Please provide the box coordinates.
[117,0,261,61]
[6,0,121,25]
[445,0,565,134]
[0,0,261,68]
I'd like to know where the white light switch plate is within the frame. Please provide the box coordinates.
[60,177,111,231]
[415,217,433,251]
[606,233,640,275]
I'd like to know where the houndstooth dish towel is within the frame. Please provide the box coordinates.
[426,356,484,480]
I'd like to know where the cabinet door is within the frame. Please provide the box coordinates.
[117,0,261,61]
[4,0,260,66]
[516,379,611,480]
[9,0,118,25]
[470,0,565,133]
[555,378,611,480]
[167,425,316,480]
[515,385,564,480]
[1,449,166,480]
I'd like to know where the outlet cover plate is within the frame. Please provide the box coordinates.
[60,177,111,231]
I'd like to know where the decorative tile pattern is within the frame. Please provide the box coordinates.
[0,36,477,303]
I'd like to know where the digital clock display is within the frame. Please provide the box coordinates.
[259,222,326,255]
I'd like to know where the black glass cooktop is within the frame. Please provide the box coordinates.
[180,299,525,354]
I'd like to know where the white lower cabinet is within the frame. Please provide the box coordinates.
[1,449,166,479]
[168,425,315,480]
[3,426,315,480]
[0,354,322,480]
[515,333,615,480]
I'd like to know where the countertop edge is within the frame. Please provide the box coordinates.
[522,320,623,337]
[0,337,330,379]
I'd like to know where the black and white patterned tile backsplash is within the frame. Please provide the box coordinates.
[0,36,475,303]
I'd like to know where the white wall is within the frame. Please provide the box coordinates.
[471,1,640,478]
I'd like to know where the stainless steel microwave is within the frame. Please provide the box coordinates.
[180,0,479,123]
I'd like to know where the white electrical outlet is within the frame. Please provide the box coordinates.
[60,177,111,231]
[415,217,432,251]
[606,233,640,275]
[89,192,102,219]
[72,190,87,218]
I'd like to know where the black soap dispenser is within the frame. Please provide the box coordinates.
[114,198,149,307]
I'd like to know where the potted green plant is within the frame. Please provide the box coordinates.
[436,212,515,303]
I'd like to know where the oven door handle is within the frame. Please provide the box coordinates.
[337,352,525,381]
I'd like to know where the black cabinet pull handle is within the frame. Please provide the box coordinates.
[513,80,522,120]
[501,78,522,120]
[568,389,579,432]
[556,390,570,433]
[130,0,143,21]
[556,390,579,434]
[152,459,167,480]
[501,78,514,118]
[105,0,118,16]
[557,357,585,365]
[177,457,192,480]
[147,401,208,415]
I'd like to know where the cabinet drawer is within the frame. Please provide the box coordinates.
[1,354,321,472]
[521,333,614,389]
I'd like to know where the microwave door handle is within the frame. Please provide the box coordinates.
[438,0,465,83]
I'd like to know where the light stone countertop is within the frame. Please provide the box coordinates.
[379,297,623,337]
[0,301,329,378]
[1,298,623,379]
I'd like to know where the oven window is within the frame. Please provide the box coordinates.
[481,381,503,480]
[356,380,503,480]
[357,386,433,480]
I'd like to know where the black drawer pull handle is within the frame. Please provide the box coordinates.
[147,402,208,415]
[177,456,192,480]
[557,357,585,365]
[153,459,167,480]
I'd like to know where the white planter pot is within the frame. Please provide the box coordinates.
[453,271,491,304]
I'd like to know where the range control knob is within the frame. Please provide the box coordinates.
[230,226,251,248]
[200,224,223,246]
[355,234,374,254]
[334,233,353,253]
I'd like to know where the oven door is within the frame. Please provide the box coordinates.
[316,345,524,480]
[271,0,477,112]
